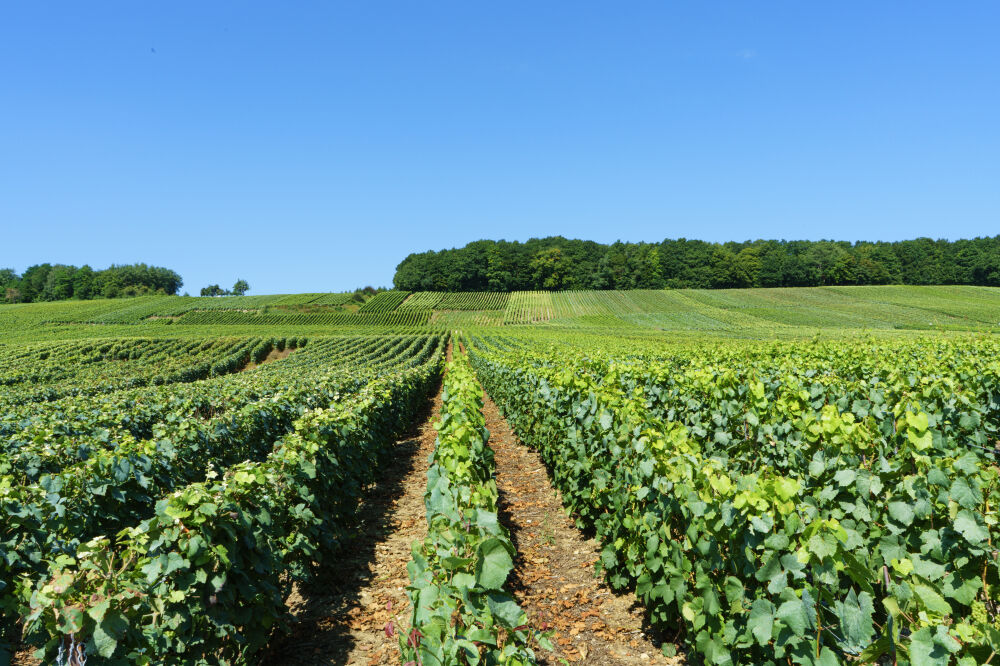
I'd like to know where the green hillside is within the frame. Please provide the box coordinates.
[3,286,1000,341]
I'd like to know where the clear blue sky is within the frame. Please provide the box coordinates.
[2,3,998,294]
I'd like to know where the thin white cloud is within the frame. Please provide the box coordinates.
[738,49,757,59]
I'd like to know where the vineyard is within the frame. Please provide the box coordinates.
[467,333,1000,665]
[1,289,999,665]
[1,286,1000,342]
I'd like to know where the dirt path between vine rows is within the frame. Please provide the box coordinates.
[483,391,684,666]
[240,345,294,372]
[263,370,446,666]
[264,341,682,666]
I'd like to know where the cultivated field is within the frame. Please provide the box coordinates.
[3,285,1000,342]
[1,287,998,665]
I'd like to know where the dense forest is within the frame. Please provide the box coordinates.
[0,263,182,303]
[393,236,1000,291]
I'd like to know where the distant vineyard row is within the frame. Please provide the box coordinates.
[2,286,1000,334]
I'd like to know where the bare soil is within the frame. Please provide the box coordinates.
[483,391,684,665]
[12,645,39,664]
[261,352,448,666]
[241,346,294,372]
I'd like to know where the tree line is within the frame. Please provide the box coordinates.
[200,280,250,297]
[0,263,182,304]
[393,236,1000,291]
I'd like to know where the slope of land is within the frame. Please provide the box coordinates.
[2,285,1000,342]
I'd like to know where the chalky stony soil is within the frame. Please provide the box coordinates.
[262,380,443,666]
[482,391,683,665]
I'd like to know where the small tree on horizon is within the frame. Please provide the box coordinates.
[232,279,250,296]
[200,284,227,297]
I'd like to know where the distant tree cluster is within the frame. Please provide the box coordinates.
[393,236,1000,291]
[0,263,182,304]
[200,279,250,297]
[346,285,387,303]
[353,285,384,297]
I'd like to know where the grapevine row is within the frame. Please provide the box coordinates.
[402,347,547,664]
[468,334,1000,665]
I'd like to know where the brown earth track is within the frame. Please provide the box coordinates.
[12,643,38,664]
[262,345,450,666]
[482,391,684,666]
[240,345,294,372]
